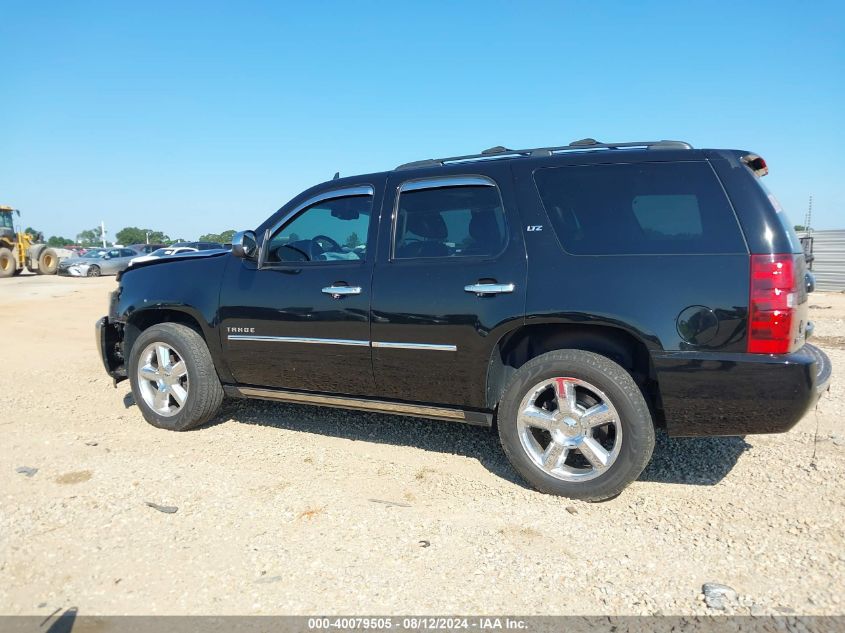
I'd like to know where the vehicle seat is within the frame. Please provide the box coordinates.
[397,211,450,258]
[462,208,503,256]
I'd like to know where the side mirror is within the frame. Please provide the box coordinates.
[231,230,258,259]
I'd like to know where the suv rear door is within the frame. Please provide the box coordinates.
[370,165,526,409]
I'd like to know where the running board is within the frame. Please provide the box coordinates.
[223,385,492,427]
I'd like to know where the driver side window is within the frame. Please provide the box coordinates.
[265,195,373,264]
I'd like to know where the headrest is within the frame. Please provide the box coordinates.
[469,208,500,242]
[406,211,447,240]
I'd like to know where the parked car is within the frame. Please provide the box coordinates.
[128,243,168,255]
[129,246,198,267]
[96,138,831,500]
[169,241,224,251]
[59,247,138,277]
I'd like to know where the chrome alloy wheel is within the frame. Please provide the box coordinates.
[516,377,622,482]
[136,342,189,417]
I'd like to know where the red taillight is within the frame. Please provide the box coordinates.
[748,254,798,354]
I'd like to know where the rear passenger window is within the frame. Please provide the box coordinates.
[393,183,507,259]
[533,162,745,255]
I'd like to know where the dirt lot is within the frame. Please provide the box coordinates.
[1,275,843,616]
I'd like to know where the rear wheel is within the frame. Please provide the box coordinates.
[497,349,655,501]
[128,323,224,431]
[0,248,16,278]
[37,248,59,275]
[87,264,101,277]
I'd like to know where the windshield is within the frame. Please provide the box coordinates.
[0,213,13,229]
[150,248,172,256]
[83,250,105,259]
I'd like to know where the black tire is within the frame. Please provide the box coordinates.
[38,248,59,275]
[128,323,224,431]
[497,349,655,501]
[87,264,101,277]
[0,247,15,278]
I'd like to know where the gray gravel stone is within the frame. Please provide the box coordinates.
[144,502,178,514]
[702,583,738,610]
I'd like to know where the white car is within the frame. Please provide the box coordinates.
[129,247,198,266]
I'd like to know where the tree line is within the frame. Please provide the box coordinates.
[24,226,237,248]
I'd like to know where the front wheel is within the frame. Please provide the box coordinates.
[38,248,59,274]
[128,323,224,431]
[0,247,15,278]
[86,265,101,277]
[498,349,655,501]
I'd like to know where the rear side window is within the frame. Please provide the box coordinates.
[393,184,506,259]
[533,161,745,255]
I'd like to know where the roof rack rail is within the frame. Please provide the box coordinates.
[395,138,693,170]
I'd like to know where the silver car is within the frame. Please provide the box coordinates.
[58,247,139,277]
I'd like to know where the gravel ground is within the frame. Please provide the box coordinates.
[1,275,843,616]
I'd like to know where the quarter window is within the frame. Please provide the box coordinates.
[393,184,506,259]
[265,195,372,264]
[533,162,745,255]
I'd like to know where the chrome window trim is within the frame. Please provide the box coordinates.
[264,184,375,251]
[227,334,369,347]
[398,175,497,193]
[371,341,457,352]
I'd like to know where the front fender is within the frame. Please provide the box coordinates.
[116,254,232,381]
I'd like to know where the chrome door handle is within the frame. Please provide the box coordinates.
[464,282,515,296]
[322,285,362,298]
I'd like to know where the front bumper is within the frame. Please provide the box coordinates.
[95,316,127,383]
[59,265,89,276]
[654,343,831,437]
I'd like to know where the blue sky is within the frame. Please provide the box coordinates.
[1,1,843,241]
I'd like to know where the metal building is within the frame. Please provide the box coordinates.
[799,229,845,292]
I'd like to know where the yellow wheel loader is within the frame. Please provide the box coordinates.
[0,206,72,277]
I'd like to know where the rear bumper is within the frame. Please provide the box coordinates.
[653,343,831,437]
[95,316,127,383]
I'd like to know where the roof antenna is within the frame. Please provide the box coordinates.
[333,171,340,180]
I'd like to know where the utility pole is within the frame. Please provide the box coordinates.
[100,221,107,247]
[804,195,813,236]
[146,230,150,245]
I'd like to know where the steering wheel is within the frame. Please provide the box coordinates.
[312,234,342,254]
[273,243,310,262]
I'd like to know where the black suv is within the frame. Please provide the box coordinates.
[96,138,831,500]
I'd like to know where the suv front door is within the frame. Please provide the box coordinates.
[219,182,381,395]
[370,166,527,409]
